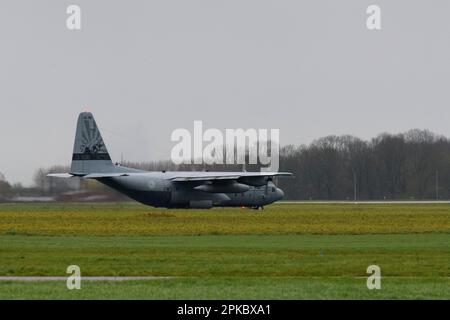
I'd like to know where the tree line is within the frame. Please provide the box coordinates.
[1,129,450,201]
[278,129,450,200]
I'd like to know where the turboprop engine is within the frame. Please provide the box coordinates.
[194,182,250,193]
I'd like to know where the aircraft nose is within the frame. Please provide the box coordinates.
[276,188,284,200]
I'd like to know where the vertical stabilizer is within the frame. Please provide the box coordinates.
[70,112,114,174]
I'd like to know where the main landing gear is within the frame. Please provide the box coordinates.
[240,206,264,210]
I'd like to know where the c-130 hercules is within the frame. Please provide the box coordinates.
[48,112,292,209]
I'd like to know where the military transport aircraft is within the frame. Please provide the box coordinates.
[48,112,292,209]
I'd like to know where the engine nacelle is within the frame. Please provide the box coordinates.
[194,182,250,193]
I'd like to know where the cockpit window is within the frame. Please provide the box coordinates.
[272,187,276,192]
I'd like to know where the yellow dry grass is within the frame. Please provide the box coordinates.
[0,202,449,236]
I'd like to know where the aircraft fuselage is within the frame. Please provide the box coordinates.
[98,172,284,209]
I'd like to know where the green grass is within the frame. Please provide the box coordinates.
[1,277,449,300]
[0,203,449,299]
[0,234,449,277]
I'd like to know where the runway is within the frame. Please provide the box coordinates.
[281,200,450,204]
[0,276,447,281]
[0,276,173,281]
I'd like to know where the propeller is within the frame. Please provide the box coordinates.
[264,177,273,196]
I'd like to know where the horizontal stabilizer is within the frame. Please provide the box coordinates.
[47,172,130,179]
[46,173,74,178]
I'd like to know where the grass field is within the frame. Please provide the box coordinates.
[0,202,449,299]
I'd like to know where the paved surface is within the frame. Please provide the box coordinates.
[0,276,172,281]
[0,276,447,281]
[281,200,450,204]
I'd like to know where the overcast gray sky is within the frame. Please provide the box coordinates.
[1,0,450,185]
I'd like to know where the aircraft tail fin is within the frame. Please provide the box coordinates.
[70,112,115,175]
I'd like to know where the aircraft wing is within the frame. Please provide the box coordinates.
[169,172,293,182]
[48,171,293,183]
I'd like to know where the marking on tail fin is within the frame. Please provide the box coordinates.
[72,153,111,161]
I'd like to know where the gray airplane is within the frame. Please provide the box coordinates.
[48,112,292,209]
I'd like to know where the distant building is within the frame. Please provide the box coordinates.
[0,172,6,182]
